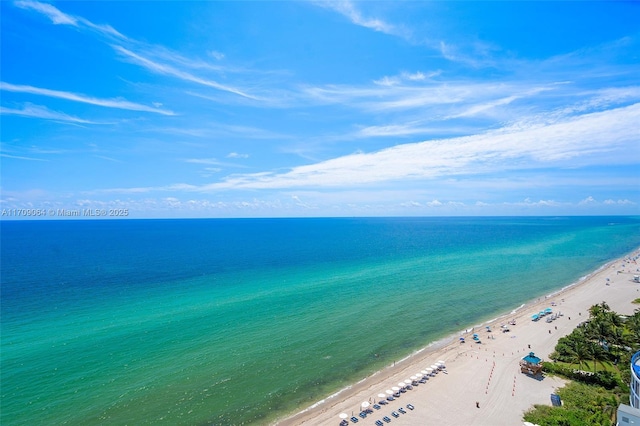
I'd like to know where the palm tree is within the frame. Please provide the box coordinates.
[589,301,610,318]
[566,337,591,370]
[587,340,604,372]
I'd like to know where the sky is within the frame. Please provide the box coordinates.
[1,1,639,218]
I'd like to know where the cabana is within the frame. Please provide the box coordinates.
[520,352,544,376]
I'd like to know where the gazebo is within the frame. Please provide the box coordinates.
[520,352,543,376]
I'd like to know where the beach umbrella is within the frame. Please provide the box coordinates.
[339,413,348,419]
[361,401,370,409]
[378,393,387,399]
[386,390,394,395]
[397,382,405,388]
[425,368,433,374]
[438,360,445,365]
[459,337,465,340]
[392,386,400,391]
[405,379,413,385]
[431,364,439,371]
[421,370,429,375]
[415,372,423,378]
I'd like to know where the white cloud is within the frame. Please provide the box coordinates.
[373,71,441,86]
[603,199,636,205]
[194,103,639,190]
[0,82,175,115]
[0,153,49,161]
[356,123,434,137]
[317,1,396,34]
[15,0,77,25]
[401,201,422,208]
[578,196,597,205]
[184,158,249,168]
[291,195,315,209]
[0,104,98,124]
[16,1,259,101]
[15,0,126,39]
[208,50,225,60]
[227,152,249,159]
[112,46,257,100]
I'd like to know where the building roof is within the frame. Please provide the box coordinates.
[618,403,640,416]
[522,352,542,364]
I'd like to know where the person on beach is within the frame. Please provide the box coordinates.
[476,401,480,408]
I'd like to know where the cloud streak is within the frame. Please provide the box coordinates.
[1,82,175,115]
[15,0,126,39]
[15,1,261,101]
[317,1,397,34]
[0,104,99,124]
[112,46,259,100]
[199,103,639,190]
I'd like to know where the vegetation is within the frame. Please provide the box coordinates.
[523,302,640,426]
[524,382,621,426]
[633,298,640,304]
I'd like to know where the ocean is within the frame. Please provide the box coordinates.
[1,216,639,425]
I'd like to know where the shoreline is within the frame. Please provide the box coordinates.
[276,248,640,426]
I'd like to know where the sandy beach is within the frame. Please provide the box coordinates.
[277,249,640,426]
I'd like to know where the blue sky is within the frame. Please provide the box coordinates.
[1,1,639,218]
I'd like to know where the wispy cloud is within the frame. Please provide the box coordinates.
[355,122,438,138]
[184,158,249,168]
[112,46,259,100]
[93,103,639,195]
[197,103,639,190]
[15,0,126,39]
[0,153,49,161]
[227,152,249,159]
[1,82,174,115]
[0,104,99,124]
[15,1,261,102]
[14,0,77,25]
[315,1,398,35]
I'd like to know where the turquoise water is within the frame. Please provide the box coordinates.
[1,217,639,425]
